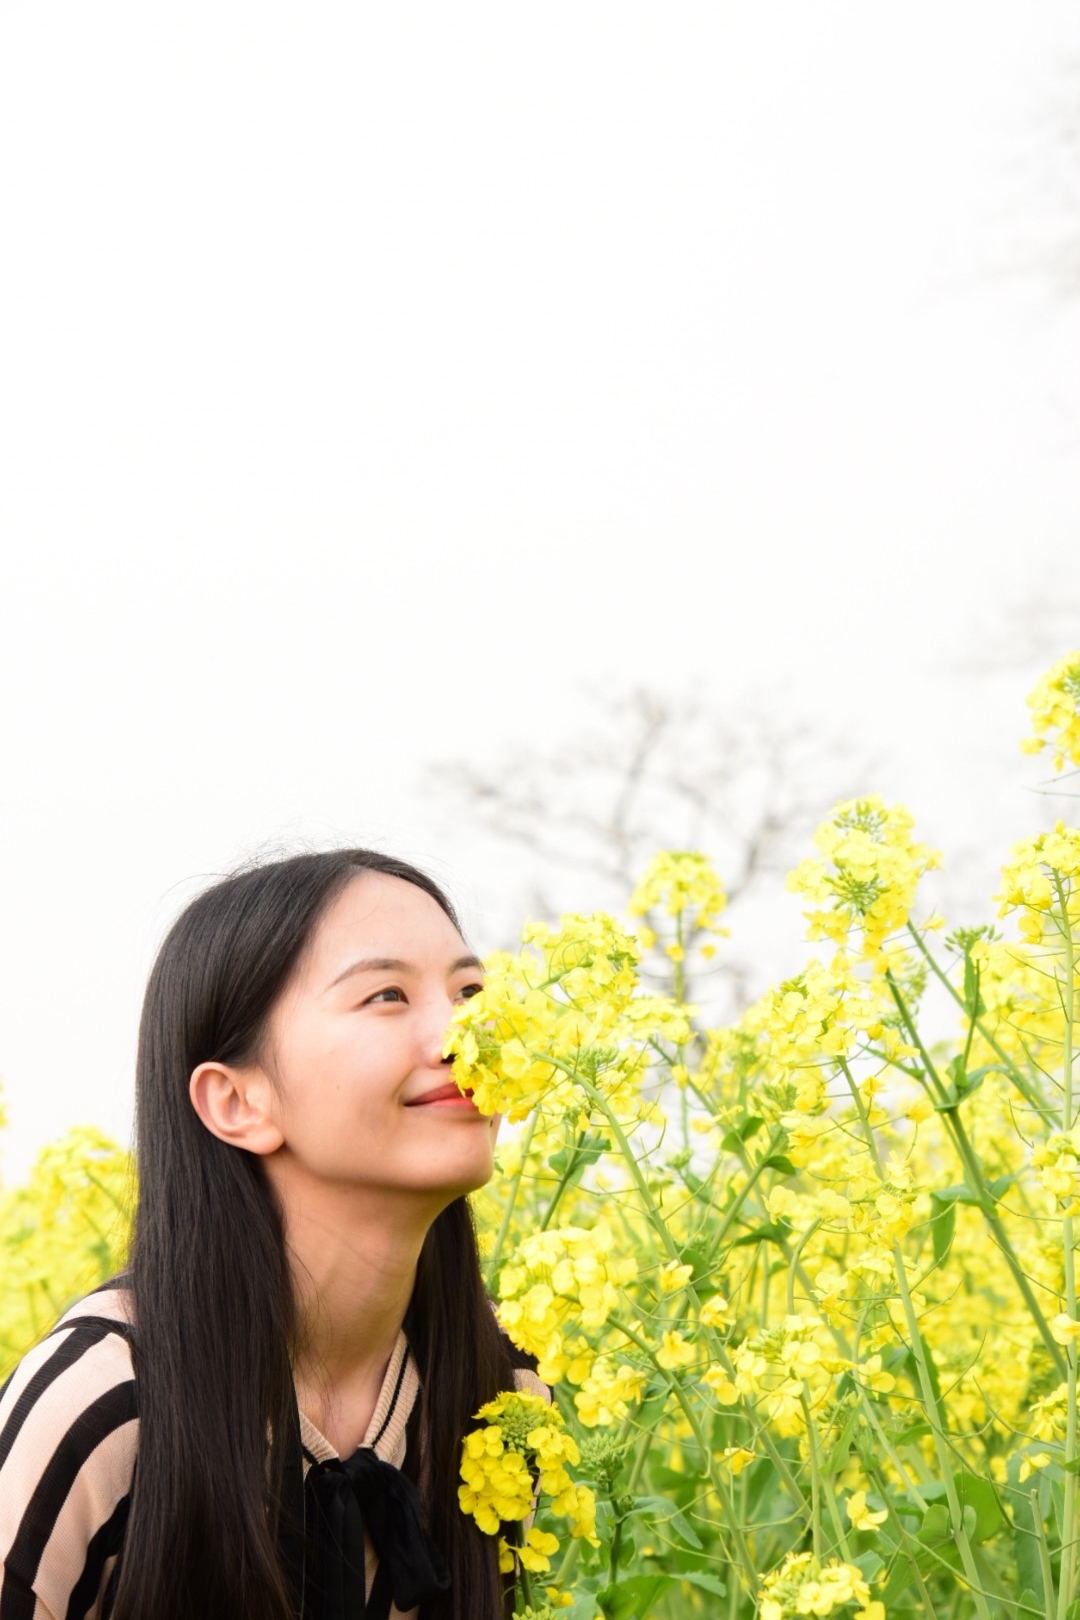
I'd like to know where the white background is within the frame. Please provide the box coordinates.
[1,3,1080,1179]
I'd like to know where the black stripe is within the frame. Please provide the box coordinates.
[99,1547,123,1620]
[45,1317,134,1349]
[0,1382,137,1620]
[63,1491,130,1620]
[399,1397,423,1491]
[369,1348,410,1451]
[86,1275,131,1297]
[0,1321,131,1475]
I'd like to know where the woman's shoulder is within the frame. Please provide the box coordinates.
[1,1275,138,1429]
[0,1277,138,1619]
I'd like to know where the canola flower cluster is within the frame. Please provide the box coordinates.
[448,662,1080,1616]
[442,911,691,1124]
[457,1390,599,1574]
[1022,649,1080,771]
[759,1552,882,1620]
[14,652,1080,1618]
[494,1222,640,1398]
[997,822,1080,945]
[786,798,940,962]
[627,848,729,964]
[0,1124,132,1378]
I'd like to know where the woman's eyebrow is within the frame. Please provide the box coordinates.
[326,953,483,991]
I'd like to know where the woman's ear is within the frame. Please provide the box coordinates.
[189,1061,285,1155]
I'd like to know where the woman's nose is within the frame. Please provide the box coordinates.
[422,998,458,1066]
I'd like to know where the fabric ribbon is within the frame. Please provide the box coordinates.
[303,1445,452,1619]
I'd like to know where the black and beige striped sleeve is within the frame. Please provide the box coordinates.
[0,1310,138,1620]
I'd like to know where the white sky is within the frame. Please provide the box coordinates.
[1,3,1080,1181]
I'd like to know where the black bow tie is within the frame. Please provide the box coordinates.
[302,1445,452,1619]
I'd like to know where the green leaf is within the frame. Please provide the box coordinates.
[549,1132,610,1177]
[1017,1593,1042,1619]
[720,1115,764,1153]
[760,1154,797,1175]
[648,1465,698,1508]
[898,1337,944,1409]
[824,1406,863,1475]
[879,1557,916,1606]
[677,1243,715,1289]
[679,1572,728,1596]
[933,1181,993,1211]
[598,1575,674,1620]
[886,1420,933,1447]
[918,1503,952,1546]
[567,1597,600,1620]
[631,1496,703,1550]
[729,1221,791,1248]
[1012,1487,1045,1602]
[954,1469,1008,1543]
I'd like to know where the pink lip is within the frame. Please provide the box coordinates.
[405,1082,479,1108]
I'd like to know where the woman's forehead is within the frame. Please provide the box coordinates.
[309,871,464,969]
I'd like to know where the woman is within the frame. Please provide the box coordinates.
[0,850,545,1620]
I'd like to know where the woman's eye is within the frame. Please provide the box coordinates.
[365,987,406,1005]
[457,982,484,1001]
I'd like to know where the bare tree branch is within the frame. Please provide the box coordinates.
[423,682,865,1018]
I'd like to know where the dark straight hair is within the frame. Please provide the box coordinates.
[110,849,518,1620]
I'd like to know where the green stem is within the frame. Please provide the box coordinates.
[841,1063,993,1620]
[905,924,1053,1124]
[883,979,1068,1381]
[626,1426,654,1494]
[859,1391,930,1509]
[608,1514,624,1588]
[1034,1484,1057,1619]
[486,1114,540,1292]
[786,1218,824,1316]
[539,1124,593,1231]
[949,1110,1067,1381]
[608,1313,760,1600]
[1054,875,1078,1620]
[711,1127,787,1252]
[867,1464,942,1618]
[674,912,690,1158]
[799,1390,826,1560]
[574,1073,809,1513]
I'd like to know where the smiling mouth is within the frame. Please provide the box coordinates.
[404,1082,480,1108]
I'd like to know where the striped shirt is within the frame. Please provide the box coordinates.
[0,1282,548,1620]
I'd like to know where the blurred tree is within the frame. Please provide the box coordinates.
[424,684,862,1016]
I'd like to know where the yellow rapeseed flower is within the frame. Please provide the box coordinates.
[458,1390,600,1549]
[787,797,939,960]
[1022,650,1080,771]
[846,1490,888,1532]
[627,850,728,932]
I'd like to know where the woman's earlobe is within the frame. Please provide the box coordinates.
[188,1062,285,1155]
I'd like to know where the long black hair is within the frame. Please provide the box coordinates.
[111,849,518,1620]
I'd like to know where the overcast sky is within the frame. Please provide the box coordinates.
[1,3,1079,1181]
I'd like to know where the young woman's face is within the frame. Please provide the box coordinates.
[260,871,500,1202]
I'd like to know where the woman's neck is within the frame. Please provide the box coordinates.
[276,1173,439,1452]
